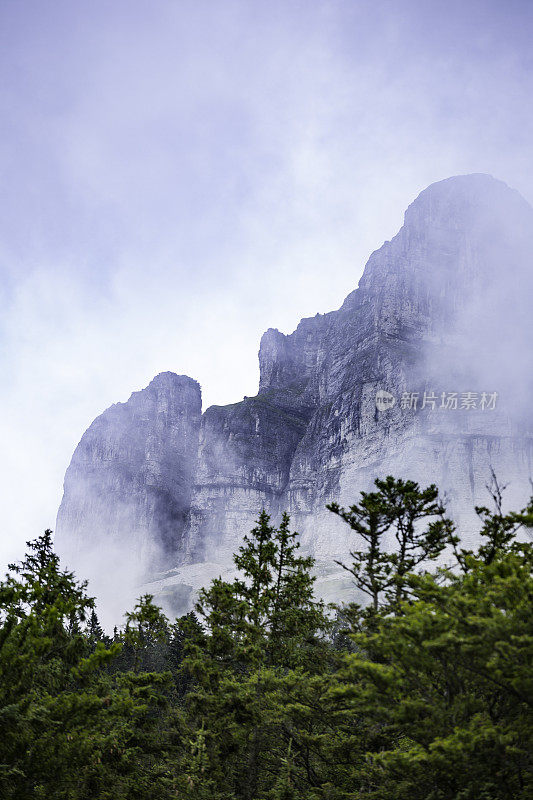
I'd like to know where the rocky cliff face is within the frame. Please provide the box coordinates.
[56,373,201,572]
[55,174,533,614]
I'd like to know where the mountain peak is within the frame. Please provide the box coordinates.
[147,372,200,391]
[404,173,533,233]
[56,175,533,620]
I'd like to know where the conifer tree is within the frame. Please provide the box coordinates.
[191,509,328,673]
[0,532,175,799]
[181,510,329,799]
[124,593,170,672]
[328,476,457,613]
[454,470,533,569]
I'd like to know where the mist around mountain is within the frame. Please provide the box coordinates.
[54,174,533,626]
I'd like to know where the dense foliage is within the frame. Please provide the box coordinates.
[1,476,531,799]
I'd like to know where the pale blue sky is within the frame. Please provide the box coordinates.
[1,0,532,565]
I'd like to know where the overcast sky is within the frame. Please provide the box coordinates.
[1,0,532,568]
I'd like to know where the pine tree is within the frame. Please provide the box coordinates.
[318,485,533,800]
[267,512,328,668]
[328,476,457,614]
[181,510,330,799]
[192,509,328,674]
[0,532,176,799]
[124,593,170,672]
[341,540,533,799]
[327,490,393,614]
[454,470,533,569]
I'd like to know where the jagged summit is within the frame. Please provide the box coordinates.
[147,371,200,389]
[136,372,201,404]
[56,370,202,572]
[55,175,533,616]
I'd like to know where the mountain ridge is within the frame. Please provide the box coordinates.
[55,173,533,615]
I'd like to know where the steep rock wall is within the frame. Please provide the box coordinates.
[56,174,533,613]
[56,372,201,572]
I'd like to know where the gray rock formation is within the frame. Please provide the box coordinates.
[56,372,201,572]
[55,174,533,616]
